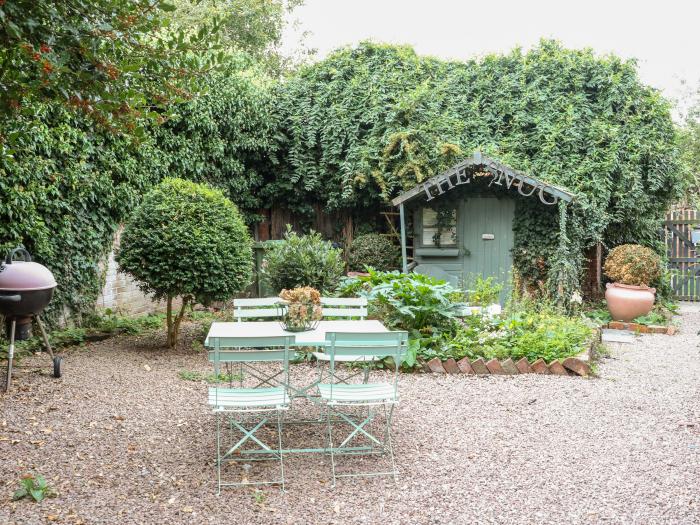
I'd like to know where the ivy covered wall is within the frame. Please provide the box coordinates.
[0,67,279,321]
[274,40,684,297]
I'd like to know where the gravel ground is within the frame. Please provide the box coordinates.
[2,306,700,525]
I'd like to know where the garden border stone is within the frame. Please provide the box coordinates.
[606,321,676,335]
[418,329,600,377]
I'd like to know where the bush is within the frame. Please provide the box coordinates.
[418,310,593,365]
[339,269,467,332]
[261,226,345,293]
[117,178,252,347]
[348,234,400,272]
[465,275,504,306]
[603,244,661,287]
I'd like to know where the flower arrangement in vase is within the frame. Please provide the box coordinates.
[277,286,323,332]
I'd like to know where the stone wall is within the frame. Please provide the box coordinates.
[95,227,168,315]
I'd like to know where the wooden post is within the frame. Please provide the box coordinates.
[595,241,602,296]
[400,203,408,273]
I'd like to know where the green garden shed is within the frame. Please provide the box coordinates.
[392,152,576,302]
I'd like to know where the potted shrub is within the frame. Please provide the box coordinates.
[603,244,661,322]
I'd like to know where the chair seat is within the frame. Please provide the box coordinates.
[208,387,289,410]
[317,382,397,404]
[312,352,380,363]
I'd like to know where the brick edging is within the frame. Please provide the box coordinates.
[606,321,676,335]
[421,331,599,377]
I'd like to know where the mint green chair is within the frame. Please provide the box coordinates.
[208,335,293,493]
[319,331,408,486]
[314,297,377,384]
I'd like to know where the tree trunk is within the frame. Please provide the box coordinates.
[166,295,174,347]
[171,296,190,347]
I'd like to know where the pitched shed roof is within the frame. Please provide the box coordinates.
[391,152,576,207]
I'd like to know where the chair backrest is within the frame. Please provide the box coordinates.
[321,297,368,319]
[208,335,294,364]
[325,330,406,380]
[232,297,282,322]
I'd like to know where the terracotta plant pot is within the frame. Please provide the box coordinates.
[605,282,656,322]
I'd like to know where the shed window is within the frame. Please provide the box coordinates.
[422,208,457,247]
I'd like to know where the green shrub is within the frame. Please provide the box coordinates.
[348,233,400,272]
[603,244,661,287]
[340,269,467,332]
[261,226,344,293]
[117,178,252,347]
[417,310,593,364]
[465,275,504,306]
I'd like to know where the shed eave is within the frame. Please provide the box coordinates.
[390,152,576,207]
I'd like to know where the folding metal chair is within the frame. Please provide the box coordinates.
[208,335,293,493]
[313,297,378,384]
[319,331,407,486]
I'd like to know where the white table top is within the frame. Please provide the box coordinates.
[205,320,389,347]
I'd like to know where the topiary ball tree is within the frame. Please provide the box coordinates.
[116,178,253,347]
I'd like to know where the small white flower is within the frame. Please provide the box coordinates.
[570,291,583,304]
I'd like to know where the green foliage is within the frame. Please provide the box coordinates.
[178,369,243,383]
[417,310,593,364]
[0,0,226,145]
[150,70,281,222]
[117,178,252,346]
[261,226,345,293]
[340,269,466,332]
[465,275,503,306]
[170,0,307,75]
[603,244,662,287]
[584,307,612,326]
[275,40,683,298]
[677,87,700,208]
[13,474,54,503]
[88,311,164,335]
[348,233,400,272]
[0,103,159,319]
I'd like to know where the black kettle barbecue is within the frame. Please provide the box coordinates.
[0,247,62,392]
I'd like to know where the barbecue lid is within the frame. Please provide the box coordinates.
[0,248,57,292]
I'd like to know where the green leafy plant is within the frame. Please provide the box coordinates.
[13,474,54,503]
[466,275,504,306]
[633,312,668,326]
[117,178,253,347]
[341,269,466,332]
[584,308,612,326]
[348,233,400,272]
[261,226,345,293]
[603,244,662,287]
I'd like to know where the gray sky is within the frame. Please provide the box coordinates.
[282,0,699,118]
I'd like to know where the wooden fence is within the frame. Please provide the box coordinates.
[664,208,700,301]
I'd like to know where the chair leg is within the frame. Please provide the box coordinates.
[277,410,285,492]
[216,412,222,495]
[362,365,370,384]
[326,405,337,488]
[384,403,398,483]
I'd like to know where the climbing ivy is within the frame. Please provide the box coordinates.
[275,41,684,299]
[0,64,278,321]
[0,104,159,319]
[150,67,280,222]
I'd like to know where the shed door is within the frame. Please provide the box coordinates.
[460,197,515,302]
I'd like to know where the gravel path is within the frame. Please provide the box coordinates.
[2,307,699,525]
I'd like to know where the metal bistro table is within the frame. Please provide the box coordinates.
[204,320,391,456]
[204,319,390,398]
